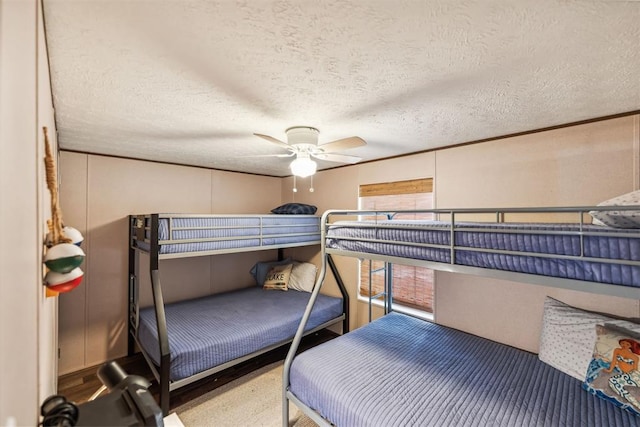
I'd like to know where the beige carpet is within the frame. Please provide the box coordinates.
[173,362,319,427]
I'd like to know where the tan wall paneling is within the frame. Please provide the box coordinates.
[211,170,281,213]
[435,116,637,210]
[433,116,640,351]
[358,152,436,188]
[58,115,640,373]
[57,152,89,373]
[1,1,57,423]
[58,154,285,373]
[435,272,640,353]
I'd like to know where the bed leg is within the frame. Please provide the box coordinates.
[159,353,170,415]
[282,391,289,427]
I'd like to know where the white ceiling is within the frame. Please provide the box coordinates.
[43,0,640,177]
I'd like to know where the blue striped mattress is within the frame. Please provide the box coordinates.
[326,221,640,287]
[138,286,342,381]
[137,215,321,254]
[289,312,640,426]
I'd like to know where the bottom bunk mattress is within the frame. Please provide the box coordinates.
[289,312,639,426]
[138,287,343,381]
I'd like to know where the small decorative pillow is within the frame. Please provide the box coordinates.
[589,190,640,228]
[263,264,293,291]
[288,262,318,292]
[250,258,292,286]
[582,325,640,416]
[271,203,318,215]
[538,297,640,381]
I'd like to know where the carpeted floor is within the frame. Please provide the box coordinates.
[173,362,318,427]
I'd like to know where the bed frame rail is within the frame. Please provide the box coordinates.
[128,214,349,414]
[282,205,640,426]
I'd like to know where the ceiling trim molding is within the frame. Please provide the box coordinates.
[60,109,640,178]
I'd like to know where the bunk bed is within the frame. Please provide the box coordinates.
[128,213,349,414]
[283,206,640,426]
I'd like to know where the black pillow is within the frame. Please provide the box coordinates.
[270,203,317,215]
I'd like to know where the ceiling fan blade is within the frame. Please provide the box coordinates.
[244,152,295,158]
[254,133,291,149]
[312,153,362,164]
[317,136,366,152]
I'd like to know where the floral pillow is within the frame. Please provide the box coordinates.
[582,325,640,416]
[538,297,640,381]
[263,263,293,291]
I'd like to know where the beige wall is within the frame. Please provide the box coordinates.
[282,115,640,351]
[433,116,640,352]
[58,154,283,373]
[0,1,58,424]
[59,115,640,373]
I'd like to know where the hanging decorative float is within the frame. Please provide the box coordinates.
[42,126,85,295]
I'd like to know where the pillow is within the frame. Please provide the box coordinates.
[589,190,640,228]
[271,203,317,215]
[288,262,318,293]
[263,263,293,291]
[250,258,292,286]
[582,325,640,416]
[538,297,640,381]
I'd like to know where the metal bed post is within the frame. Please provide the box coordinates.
[283,210,333,427]
[127,216,136,356]
[327,254,350,333]
[385,262,393,314]
[148,214,171,414]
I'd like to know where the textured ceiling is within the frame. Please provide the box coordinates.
[43,0,640,177]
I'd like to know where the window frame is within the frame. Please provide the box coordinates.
[357,178,435,319]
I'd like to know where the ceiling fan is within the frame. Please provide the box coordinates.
[254,126,366,177]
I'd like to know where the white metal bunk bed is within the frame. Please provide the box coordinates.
[128,213,349,414]
[283,206,640,426]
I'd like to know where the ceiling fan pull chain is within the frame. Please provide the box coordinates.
[309,175,314,193]
[293,175,298,194]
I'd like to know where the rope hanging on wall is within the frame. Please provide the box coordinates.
[42,126,85,294]
[44,126,72,246]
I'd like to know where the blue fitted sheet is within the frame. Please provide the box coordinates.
[326,221,640,287]
[138,287,343,381]
[289,312,640,426]
[136,215,320,255]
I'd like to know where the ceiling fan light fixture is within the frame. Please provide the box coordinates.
[290,156,317,177]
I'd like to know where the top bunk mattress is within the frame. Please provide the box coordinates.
[138,286,343,381]
[326,220,640,287]
[132,214,321,256]
[289,312,640,426]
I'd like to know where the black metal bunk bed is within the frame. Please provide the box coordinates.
[283,206,640,427]
[128,213,349,414]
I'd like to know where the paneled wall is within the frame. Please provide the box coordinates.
[282,114,640,352]
[58,154,282,374]
[0,1,58,424]
[60,114,640,375]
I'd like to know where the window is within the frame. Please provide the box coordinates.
[358,178,435,313]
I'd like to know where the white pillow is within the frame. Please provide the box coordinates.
[288,262,318,292]
[589,190,640,228]
[538,296,640,381]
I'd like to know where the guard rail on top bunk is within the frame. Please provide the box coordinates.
[127,213,349,413]
[282,205,640,425]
